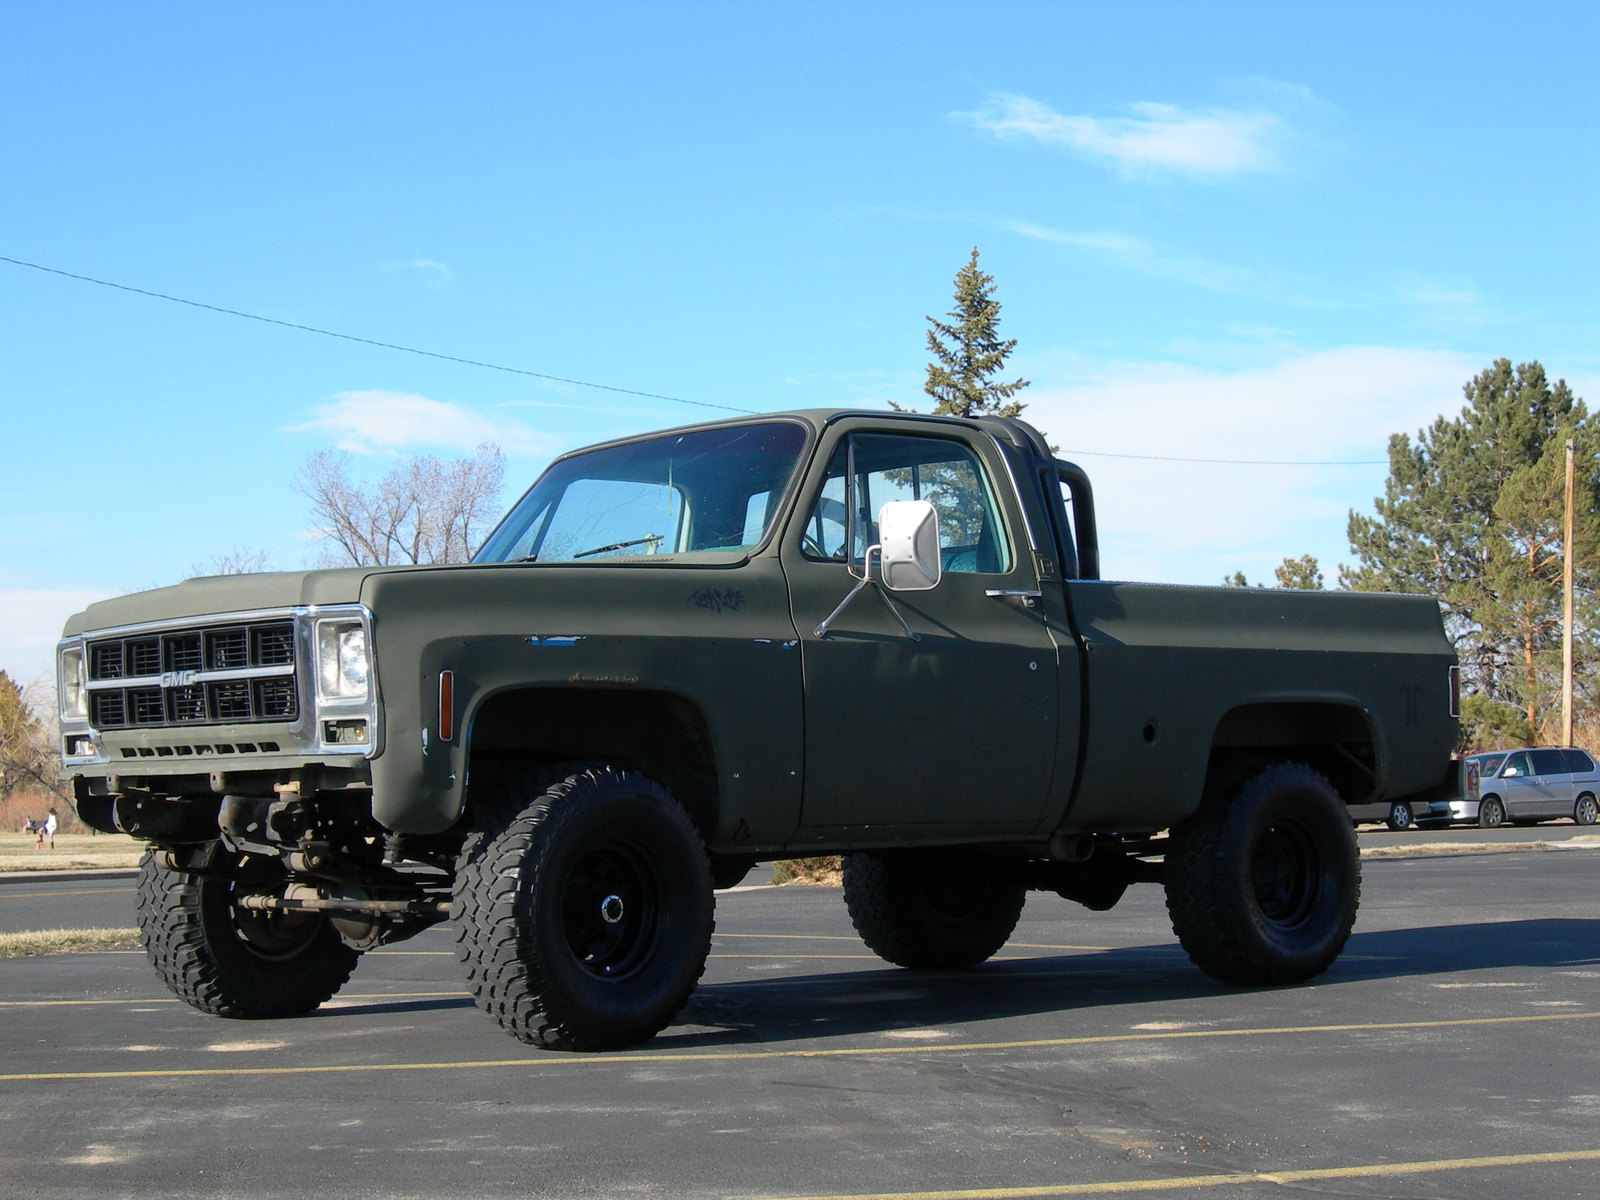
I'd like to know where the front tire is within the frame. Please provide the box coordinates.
[454,766,715,1050]
[1164,763,1361,987]
[1478,796,1506,828]
[135,851,359,1018]
[1385,802,1414,832]
[843,851,1026,969]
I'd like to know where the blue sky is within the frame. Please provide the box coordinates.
[3,2,1598,683]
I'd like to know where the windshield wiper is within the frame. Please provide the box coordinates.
[573,534,665,560]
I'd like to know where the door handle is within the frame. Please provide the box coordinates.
[986,589,1043,609]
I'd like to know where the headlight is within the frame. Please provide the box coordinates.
[58,645,86,722]
[316,620,370,703]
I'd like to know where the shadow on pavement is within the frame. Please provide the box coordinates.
[658,917,1600,1050]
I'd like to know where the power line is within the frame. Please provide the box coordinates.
[0,254,1394,465]
[0,254,755,415]
[1060,447,1385,466]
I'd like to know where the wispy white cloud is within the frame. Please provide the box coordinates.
[961,93,1283,175]
[1017,346,1481,585]
[1007,220,1265,294]
[288,390,559,458]
[382,259,454,289]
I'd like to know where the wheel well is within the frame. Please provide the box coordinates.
[1206,702,1378,806]
[465,687,719,836]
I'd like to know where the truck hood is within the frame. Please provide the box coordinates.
[61,566,428,636]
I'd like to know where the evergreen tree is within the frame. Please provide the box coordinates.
[921,248,1030,418]
[1344,359,1599,738]
[1274,555,1324,590]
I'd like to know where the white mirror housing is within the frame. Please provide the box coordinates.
[877,500,941,591]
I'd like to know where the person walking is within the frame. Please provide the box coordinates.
[43,808,57,850]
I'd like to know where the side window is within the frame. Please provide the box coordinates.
[1530,748,1569,776]
[1564,749,1596,774]
[1501,752,1531,778]
[800,433,1011,573]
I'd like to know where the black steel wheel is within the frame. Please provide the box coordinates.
[1575,794,1598,826]
[1164,763,1361,986]
[1478,796,1506,829]
[454,765,714,1050]
[135,850,359,1018]
[843,850,1026,970]
[1385,802,1414,832]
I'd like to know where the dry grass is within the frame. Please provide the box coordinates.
[0,928,140,958]
[771,856,843,886]
[0,832,144,873]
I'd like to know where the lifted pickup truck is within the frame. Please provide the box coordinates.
[57,409,1461,1049]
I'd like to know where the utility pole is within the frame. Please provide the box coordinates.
[1563,438,1576,747]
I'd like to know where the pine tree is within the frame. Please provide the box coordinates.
[1343,359,1599,738]
[921,248,1029,418]
[1274,555,1324,590]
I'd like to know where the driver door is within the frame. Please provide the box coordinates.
[780,419,1066,833]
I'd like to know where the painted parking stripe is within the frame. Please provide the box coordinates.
[710,934,1113,951]
[0,992,465,1008]
[755,1147,1600,1199]
[2,1009,1598,1082]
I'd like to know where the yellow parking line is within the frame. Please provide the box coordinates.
[2,1009,1597,1082]
[0,887,132,899]
[710,960,1094,966]
[0,991,466,1008]
[710,935,1111,951]
[758,1147,1600,1199]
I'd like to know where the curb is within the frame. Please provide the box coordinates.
[1362,840,1600,860]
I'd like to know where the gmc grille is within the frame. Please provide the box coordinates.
[86,620,298,730]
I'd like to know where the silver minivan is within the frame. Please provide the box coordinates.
[1453,748,1600,828]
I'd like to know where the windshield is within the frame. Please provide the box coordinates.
[475,421,810,564]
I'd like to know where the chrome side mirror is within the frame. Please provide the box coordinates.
[877,500,941,592]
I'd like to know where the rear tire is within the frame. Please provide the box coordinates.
[1478,796,1506,829]
[135,850,359,1018]
[843,850,1026,970]
[1575,794,1598,826]
[1164,763,1361,986]
[454,766,715,1050]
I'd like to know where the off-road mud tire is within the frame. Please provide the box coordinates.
[135,850,359,1018]
[843,850,1026,970]
[1164,762,1360,987]
[453,765,715,1050]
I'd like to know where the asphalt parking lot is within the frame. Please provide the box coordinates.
[2,832,1599,1199]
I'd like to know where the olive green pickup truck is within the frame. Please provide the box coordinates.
[57,409,1463,1049]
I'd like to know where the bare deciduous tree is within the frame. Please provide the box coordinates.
[191,547,272,577]
[295,444,507,566]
